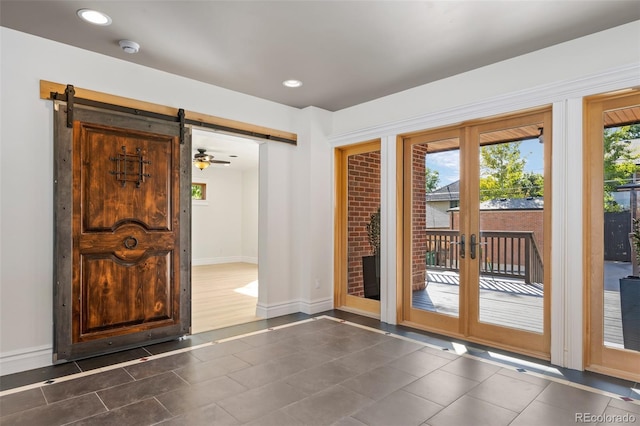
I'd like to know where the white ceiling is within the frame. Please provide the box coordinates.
[1,1,639,112]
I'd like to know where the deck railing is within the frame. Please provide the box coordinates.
[425,230,543,284]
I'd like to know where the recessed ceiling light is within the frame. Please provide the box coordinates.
[282,79,303,88]
[77,9,112,26]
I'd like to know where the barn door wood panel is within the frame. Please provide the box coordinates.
[53,102,191,362]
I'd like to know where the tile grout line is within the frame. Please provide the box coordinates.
[1,315,637,407]
[317,315,640,406]
[0,317,318,398]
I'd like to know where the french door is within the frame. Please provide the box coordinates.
[585,90,640,381]
[401,108,551,359]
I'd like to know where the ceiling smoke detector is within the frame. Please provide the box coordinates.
[119,40,140,54]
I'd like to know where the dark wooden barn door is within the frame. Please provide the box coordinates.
[53,103,191,362]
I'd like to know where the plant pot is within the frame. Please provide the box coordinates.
[619,276,640,351]
[362,255,380,300]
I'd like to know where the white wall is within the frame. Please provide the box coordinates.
[328,21,640,369]
[0,27,301,374]
[191,168,243,265]
[242,167,259,263]
[332,21,640,137]
[2,21,640,375]
[190,165,259,265]
[291,107,334,315]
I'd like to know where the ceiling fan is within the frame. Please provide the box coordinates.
[193,148,231,170]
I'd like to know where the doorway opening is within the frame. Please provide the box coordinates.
[190,128,262,333]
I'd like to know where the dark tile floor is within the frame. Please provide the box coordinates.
[1,310,639,425]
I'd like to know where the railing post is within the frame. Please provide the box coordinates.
[525,235,531,284]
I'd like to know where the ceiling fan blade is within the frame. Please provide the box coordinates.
[210,160,231,164]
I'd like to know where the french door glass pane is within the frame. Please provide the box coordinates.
[412,139,460,317]
[477,127,545,333]
[347,150,381,300]
[602,109,640,352]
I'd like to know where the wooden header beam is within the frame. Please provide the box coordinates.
[40,80,297,145]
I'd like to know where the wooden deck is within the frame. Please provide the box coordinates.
[413,271,624,345]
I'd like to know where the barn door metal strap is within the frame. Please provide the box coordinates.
[50,84,297,145]
[51,85,187,143]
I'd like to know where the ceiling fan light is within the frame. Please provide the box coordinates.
[194,160,210,170]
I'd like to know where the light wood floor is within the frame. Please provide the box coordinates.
[191,262,262,334]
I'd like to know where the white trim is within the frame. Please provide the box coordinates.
[381,134,397,324]
[192,256,245,266]
[0,345,52,376]
[298,297,334,315]
[241,256,258,264]
[256,297,333,318]
[328,64,640,147]
[564,97,585,370]
[256,300,299,318]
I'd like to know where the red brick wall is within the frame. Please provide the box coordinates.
[347,151,380,296]
[412,145,429,291]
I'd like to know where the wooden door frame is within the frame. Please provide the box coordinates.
[466,109,552,359]
[397,107,552,360]
[400,127,465,337]
[584,90,640,382]
[334,140,381,317]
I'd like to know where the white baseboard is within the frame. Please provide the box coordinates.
[0,345,52,376]
[256,300,300,318]
[241,256,258,264]
[256,297,333,318]
[192,256,244,266]
[299,297,333,315]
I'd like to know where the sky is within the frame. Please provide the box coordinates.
[425,137,544,189]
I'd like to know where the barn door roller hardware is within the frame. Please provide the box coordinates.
[49,84,297,145]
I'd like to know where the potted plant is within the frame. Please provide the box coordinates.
[620,217,640,351]
[362,207,380,300]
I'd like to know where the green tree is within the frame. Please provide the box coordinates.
[519,172,544,198]
[191,184,203,200]
[479,141,544,200]
[479,143,526,200]
[425,167,440,193]
[603,125,640,212]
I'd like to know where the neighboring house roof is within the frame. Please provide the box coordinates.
[449,197,544,211]
[425,180,460,202]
